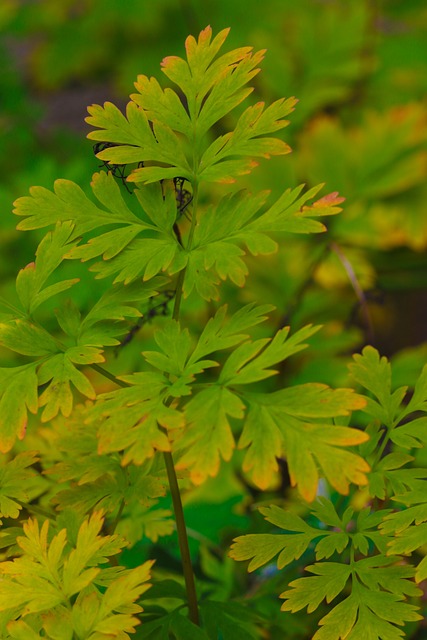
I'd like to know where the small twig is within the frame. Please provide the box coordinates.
[330,241,375,345]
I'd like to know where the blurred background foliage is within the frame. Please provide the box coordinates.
[1,2,426,636]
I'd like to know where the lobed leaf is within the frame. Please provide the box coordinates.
[199,98,296,182]
[14,172,144,234]
[0,318,59,357]
[349,346,406,427]
[188,302,274,367]
[219,324,322,385]
[249,183,344,235]
[239,389,369,500]
[175,386,245,485]
[0,451,39,519]
[0,511,148,639]
[15,221,79,314]
[230,505,324,572]
[282,562,352,613]
[87,102,192,183]
[77,277,165,347]
[37,350,101,422]
[0,365,38,453]
[281,556,421,639]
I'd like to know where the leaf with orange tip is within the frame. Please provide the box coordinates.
[238,386,368,501]
[0,365,38,453]
[88,26,295,184]
[175,387,245,485]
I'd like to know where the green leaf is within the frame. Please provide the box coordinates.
[0,512,132,621]
[141,578,187,602]
[55,461,167,525]
[0,451,39,519]
[40,608,73,640]
[162,27,261,135]
[198,98,296,182]
[219,324,321,385]
[188,303,274,366]
[7,620,43,640]
[37,350,100,422]
[95,560,153,618]
[0,319,59,356]
[141,608,210,639]
[367,453,427,500]
[143,320,192,378]
[87,26,299,188]
[14,177,181,297]
[86,372,180,465]
[15,221,79,314]
[310,498,350,529]
[131,74,192,138]
[352,508,392,556]
[88,235,183,284]
[14,171,145,234]
[118,506,174,546]
[175,386,245,485]
[230,506,323,572]
[167,610,210,640]
[349,347,406,426]
[389,416,427,450]
[64,181,183,283]
[249,184,344,235]
[0,364,38,453]
[0,520,67,613]
[55,298,82,338]
[273,384,367,418]
[134,178,179,231]
[87,102,192,183]
[183,185,341,299]
[398,363,427,418]
[238,389,369,499]
[280,556,421,639]
[231,500,356,573]
[281,562,351,613]
[387,521,427,558]
[77,278,165,347]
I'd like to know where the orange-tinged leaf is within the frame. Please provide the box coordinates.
[175,387,245,484]
[312,192,345,207]
[239,390,369,501]
[0,365,38,452]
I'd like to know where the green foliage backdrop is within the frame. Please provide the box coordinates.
[0,2,426,639]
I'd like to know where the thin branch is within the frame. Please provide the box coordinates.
[330,241,375,345]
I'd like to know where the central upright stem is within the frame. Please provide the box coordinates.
[161,179,201,625]
[93,180,201,625]
[163,450,199,625]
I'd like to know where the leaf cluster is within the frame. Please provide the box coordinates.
[232,347,427,638]
[0,511,153,640]
[0,20,426,640]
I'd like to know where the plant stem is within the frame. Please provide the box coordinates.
[91,362,128,388]
[110,497,126,534]
[163,450,199,625]
[90,187,202,625]
[171,181,199,322]
[92,362,200,622]
[330,241,375,344]
[165,178,200,624]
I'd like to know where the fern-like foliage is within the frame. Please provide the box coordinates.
[1,25,361,504]
[232,347,427,638]
[0,511,153,639]
[3,23,422,640]
[349,347,427,584]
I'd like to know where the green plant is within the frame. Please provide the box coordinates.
[0,25,426,640]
